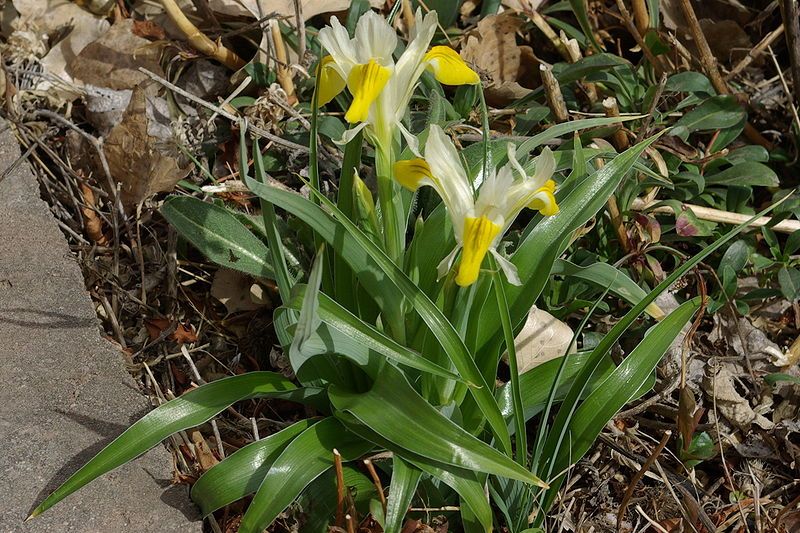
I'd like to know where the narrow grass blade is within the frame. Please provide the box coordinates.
[31,372,297,517]
[237,417,373,533]
[191,419,315,515]
[329,365,545,487]
[161,196,272,278]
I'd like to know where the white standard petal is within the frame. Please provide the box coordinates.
[354,10,397,65]
[424,124,474,237]
[530,146,556,188]
[491,249,522,286]
[389,9,437,120]
[318,16,358,75]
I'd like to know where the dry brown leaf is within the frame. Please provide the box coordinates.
[702,365,773,431]
[79,181,108,245]
[211,268,268,314]
[513,306,576,374]
[68,19,164,91]
[461,13,538,105]
[206,0,382,20]
[189,430,219,472]
[102,85,191,208]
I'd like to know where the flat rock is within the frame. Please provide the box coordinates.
[0,121,201,532]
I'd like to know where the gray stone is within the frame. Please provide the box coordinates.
[0,121,201,532]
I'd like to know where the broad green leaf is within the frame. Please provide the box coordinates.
[554,54,631,85]
[671,95,746,137]
[243,177,403,318]
[191,419,315,515]
[256,175,514,457]
[552,259,664,319]
[704,161,779,187]
[384,456,422,533]
[550,299,699,472]
[779,267,800,301]
[329,365,545,487]
[162,196,272,278]
[238,417,373,533]
[764,373,800,386]
[31,372,297,517]
[285,287,461,380]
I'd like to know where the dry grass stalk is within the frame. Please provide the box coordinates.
[540,64,569,122]
[779,0,800,110]
[615,0,664,76]
[631,198,800,234]
[160,0,245,70]
[334,448,346,527]
[602,96,629,151]
[270,19,297,104]
[727,24,784,80]
[631,0,649,36]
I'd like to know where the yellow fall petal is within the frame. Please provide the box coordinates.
[345,59,391,124]
[424,46,480,86]
[317,55,346,107]
[393,158,432,191]
[455,216,501,287]
[528,182,559,216]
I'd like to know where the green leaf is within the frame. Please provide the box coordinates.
[550,299,700,474]
[671,95,746,137]
[259,175,515,457]
[191,419,315,515]
[764,373,800,386]
[162,196,272,278]
[552,259,664,319]
[329,365,546,487]
[384,456,422,533]
[496,352,616,427]
[238,417,373,533]
[704,161,779,187]
[567,0,602,51]
[31,372,297,517]
[779,267,800,301]
[298,466,377,533]
[285,287,462,380]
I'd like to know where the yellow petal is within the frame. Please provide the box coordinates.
[528,183,559,216]
[317,55,346,107]
[393,158,432,191]
[424,46,480,86]
[345,59,391,124]
[456,216,501,287]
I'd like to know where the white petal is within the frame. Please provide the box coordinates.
[318,16,358,75]
[437,246,461,280]
[424,124,474,228]
[506,142,527,181]
[531,146,556,188]
[397,121,421,156]
[354,10,396,65]
[333,122,369,146]
[491,249,521,286]
[390,9,437,118]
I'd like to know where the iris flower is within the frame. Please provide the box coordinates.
[317,9,479,151]
[394,125,559,287]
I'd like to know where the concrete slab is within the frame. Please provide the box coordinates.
[0,121,202,532]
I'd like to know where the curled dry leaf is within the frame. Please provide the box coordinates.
[79,182,108,245]
[189,430,220,472]
[702,364,774,431]
[461,13,539,105]
[102,85,192,208]
[513,306,576,374]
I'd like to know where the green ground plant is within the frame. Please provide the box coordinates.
[31,6,787,532]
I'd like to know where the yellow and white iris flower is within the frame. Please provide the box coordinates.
[394,125,559,287]
[317,10,479,151]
